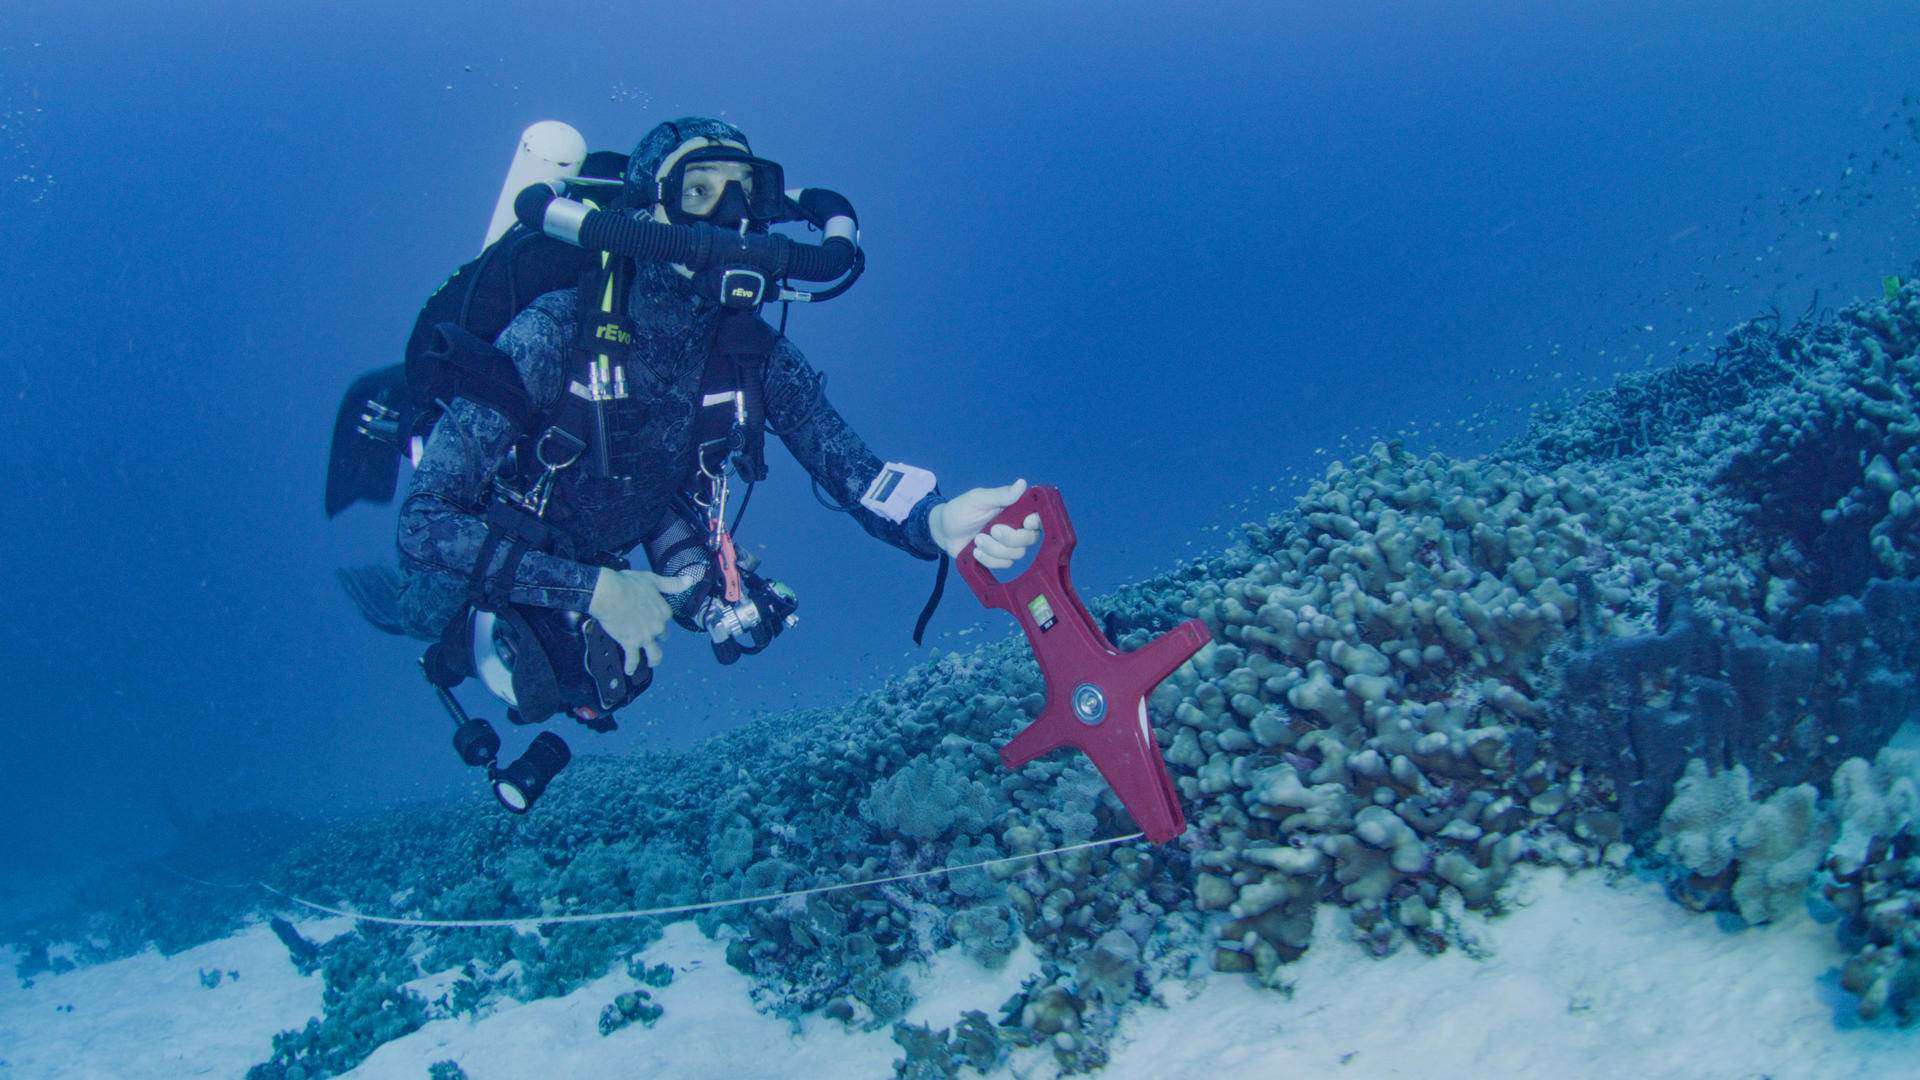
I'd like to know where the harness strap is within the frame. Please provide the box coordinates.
[468,500,552,610]
[468,536,509,605]
[568,255,634,476]
[492,605,564,724]
[419,323,537,435]
[693,351,751,480]
[707,310,777,483]
[692,351,745,479]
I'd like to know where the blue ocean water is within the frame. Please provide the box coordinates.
[2,6,1919,1063]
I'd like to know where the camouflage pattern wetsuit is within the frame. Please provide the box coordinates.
[393,118,942,639]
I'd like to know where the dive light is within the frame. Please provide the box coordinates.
[491,731,571,813]
[451,717,501,768]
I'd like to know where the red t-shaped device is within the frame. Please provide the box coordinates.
[958,485,1210,844]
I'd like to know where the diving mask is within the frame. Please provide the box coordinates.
[657,146,787,226]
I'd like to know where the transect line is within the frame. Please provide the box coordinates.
[161,831,1145,930]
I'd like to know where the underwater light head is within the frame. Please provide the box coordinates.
[491,731,571,813]
[452,717,502,769]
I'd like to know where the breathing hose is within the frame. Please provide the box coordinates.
[515,183,859,283]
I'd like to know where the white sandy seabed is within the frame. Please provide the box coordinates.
[2,868,1915,1080]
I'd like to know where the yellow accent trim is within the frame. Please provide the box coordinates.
[591,196,616,367]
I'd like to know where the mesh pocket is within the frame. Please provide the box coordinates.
[640,506,714,627]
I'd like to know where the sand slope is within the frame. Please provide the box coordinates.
[5,871,1914,1080]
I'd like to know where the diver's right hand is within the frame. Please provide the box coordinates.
[588,568,693,674]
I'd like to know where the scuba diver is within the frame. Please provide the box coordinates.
[326,117,1041,811]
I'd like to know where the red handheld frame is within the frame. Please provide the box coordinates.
[958,485,1209,844]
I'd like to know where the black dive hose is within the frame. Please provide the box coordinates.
[514,183,858,282]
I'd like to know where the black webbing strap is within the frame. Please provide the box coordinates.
[568,255,642,478]
[693,349,745,450]
[573,266,636,363]
[469,531,507,604]
[493,606,562,725]
[912,554,950,646]
[710,310,776,482]
[424,324,537,435]
[468,500,551,609]
[422,613,476,689]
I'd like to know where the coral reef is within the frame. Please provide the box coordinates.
[1656,761,1833,923]
[245,926,428,1079]
[1649,744,1919,1024]
[860,754,1005,842]
[1555,579,1920,837]
[597,988,663,1035]
[1820,747,1920,1024]
[270,916,320,974]
[25,278,1920,1073]
[891,1011,1006,1078]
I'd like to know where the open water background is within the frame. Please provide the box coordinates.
[0,1,1916,892]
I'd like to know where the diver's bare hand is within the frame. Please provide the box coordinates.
[588,568,692,673]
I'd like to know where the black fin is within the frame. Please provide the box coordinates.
[337,565,411,636]
[324,365,410,518]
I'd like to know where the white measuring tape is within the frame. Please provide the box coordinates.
[164,831,1144,930]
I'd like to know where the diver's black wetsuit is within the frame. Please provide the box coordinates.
[392,258,943,639]
[393,115,943,640]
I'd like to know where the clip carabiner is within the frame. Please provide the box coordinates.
[526,428,586,517]
[535,428,587,472]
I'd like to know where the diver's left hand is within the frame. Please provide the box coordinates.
[930,478,1043,569]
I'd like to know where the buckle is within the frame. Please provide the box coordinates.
[535,427,587,471]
